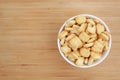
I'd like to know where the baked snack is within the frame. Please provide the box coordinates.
[58,15,110,66]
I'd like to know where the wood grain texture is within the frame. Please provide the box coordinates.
[0,0,120,80]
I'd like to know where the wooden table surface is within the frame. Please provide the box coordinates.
[0,0,120,80]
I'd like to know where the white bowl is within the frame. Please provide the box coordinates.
[57,14,112,68]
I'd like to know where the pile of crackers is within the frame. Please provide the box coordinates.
[58,15,110,66]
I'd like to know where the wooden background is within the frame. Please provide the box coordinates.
[0,0,120,80]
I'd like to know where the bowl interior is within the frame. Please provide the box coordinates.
[57,14,112,68]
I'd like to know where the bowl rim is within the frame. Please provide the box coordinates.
[57,14,112,68]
